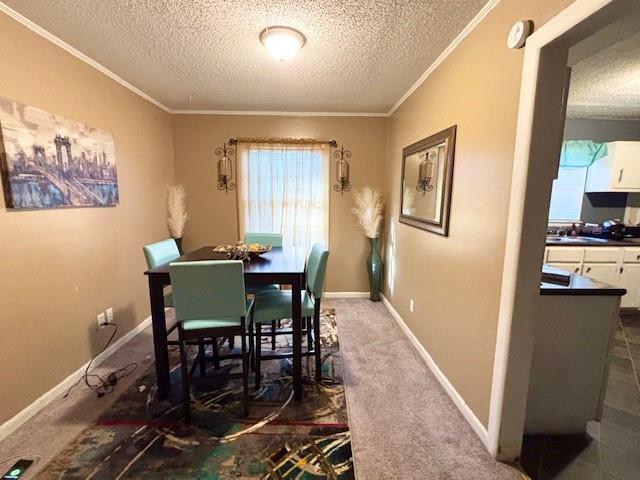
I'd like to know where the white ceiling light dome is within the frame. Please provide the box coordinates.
[260,26,306,61]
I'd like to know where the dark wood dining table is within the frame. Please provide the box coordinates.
[145,246,307,402]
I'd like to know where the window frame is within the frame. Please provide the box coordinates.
[236,143,330,251]
[547,166,588,223]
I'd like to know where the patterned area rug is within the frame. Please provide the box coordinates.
[39,309,353,479]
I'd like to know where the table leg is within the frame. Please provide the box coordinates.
[148,276,170,400]
[292,275,303,401]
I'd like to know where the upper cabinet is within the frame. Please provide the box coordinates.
[585,142,640,192]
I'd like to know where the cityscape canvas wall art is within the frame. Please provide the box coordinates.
[0,97,118,209]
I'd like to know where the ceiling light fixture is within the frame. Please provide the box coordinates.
[260,26,306,61]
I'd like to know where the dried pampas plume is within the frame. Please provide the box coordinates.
[402,186,416,216]
[351,187,384,239]
[166,184,188,238]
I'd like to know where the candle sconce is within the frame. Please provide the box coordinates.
[416,150,435,195]
[332,144,352,195]
[215,142,236,193]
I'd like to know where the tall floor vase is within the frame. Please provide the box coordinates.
[367,237,383,302]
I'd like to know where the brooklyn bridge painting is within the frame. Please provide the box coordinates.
[0,97,118,209]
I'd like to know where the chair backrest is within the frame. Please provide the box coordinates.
[306,243,329,299]
[169,260,247,322]
[244,232,283,247]
[143,239,180,269]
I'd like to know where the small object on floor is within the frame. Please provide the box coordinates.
[138,385,146,393]
[2,459,34,479]
[106,372,118,386]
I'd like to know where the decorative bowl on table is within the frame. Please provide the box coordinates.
[213,242,272,261]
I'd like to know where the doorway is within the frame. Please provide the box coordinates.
[490,0,640,469]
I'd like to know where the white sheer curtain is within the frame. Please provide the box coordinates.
[237,142,330,252]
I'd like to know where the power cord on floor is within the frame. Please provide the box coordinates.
[62,323,137,399]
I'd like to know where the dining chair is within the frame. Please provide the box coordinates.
[169,260,252,419]
[244,232,284,247]
[143,238,181,308]
[243,232,283,294]
[244,232,284,349]
[144,238,222,375]
[251,243,329,388]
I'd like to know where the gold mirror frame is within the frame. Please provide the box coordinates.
[399,125,456,236]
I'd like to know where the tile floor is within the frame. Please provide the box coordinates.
[521,315,640,480]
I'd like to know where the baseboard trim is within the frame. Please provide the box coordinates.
[0,315,152,443]
[380,294,490,449]
[323,292,370,299]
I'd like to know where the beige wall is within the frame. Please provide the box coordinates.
[172,115,388,292]
[0,14,175,424]
[0,0,577,433]
[383,0,574,427]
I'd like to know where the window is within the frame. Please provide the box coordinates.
[548,167,587,221]
[237,143,330,252]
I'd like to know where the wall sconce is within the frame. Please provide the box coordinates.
[332,144,352,195]
[215,142,236,193]
[416,150,435,195]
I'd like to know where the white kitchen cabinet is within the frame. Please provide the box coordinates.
[622,248,640,263]
[547,263,582,275]
[544,245,640,308]
[546,247,583,263]
[585,142,640,192]
[619,264,640,308]
[582,263,619,285]
[583,247,620,263]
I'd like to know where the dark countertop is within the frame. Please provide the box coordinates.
[540,265,626,296]
[546,236,640,247]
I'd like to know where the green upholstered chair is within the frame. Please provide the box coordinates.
[170,260,252,419]
[252,243,329,388]
[243,232,283,294]
[145,239,230,363]
[243,233,283,347]
[143,239,181,308]
[244,232,284,247]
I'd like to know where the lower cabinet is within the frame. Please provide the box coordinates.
[544,246,640,309]
[582,263,619,286]
[547,263,582,275]
[619,264,640,308]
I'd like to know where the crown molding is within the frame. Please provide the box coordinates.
[0,1,171,113]
[386,0,500,116]
[1,0,498,119]
[170,109,389,117]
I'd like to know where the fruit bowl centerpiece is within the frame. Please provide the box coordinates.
[213,241,272,261]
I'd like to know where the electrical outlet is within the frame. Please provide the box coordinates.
[106,307,114,323]
[409,299,415,313]
[97,312,107,329]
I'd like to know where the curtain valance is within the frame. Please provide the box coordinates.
[559,140,608,168]
[229,137,336,147]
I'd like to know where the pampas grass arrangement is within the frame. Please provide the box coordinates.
[352,187,384,301]
[402,186,416,215]
[166,184,188,239]
[351,187,384,239]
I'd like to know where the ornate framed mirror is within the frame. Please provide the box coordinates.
[399,125,456,236]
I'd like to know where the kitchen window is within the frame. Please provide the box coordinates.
[548,166,588,222]
[236,142,330,252]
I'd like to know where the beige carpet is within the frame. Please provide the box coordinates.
[0,299,520,479]
[330,298,521,480]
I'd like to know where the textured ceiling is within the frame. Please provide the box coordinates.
[2,0,488,113]
[568,30,640,120]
